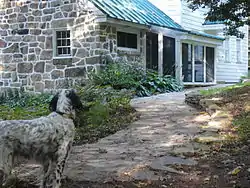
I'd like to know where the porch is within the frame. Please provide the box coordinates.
[145,27,224,85]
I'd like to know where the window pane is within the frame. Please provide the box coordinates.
[236,39,241,63]
[67,30,70,38]
[206,47,215,82]
[127,33,137,49]
[57,40,61,46]
[67,39,70,46]
[62,39,66,46]
[66,47,71,54]
[62,31,66,38]
[194,45,204,82]
[182,43,192,82]
[117,31,137,49]
[63,47,67,54]
[56,31,61,39]
[57,48,62,55]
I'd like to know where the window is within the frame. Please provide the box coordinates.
[236,38,241,63]
[117,31,138,49]
[182,43,215,83]
[224,38,230,62]
[55,30,71,57]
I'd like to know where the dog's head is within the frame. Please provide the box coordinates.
[49,89,83,118]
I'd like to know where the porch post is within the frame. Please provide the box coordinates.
[158,33,163,76]
[192,45,195,83]
[175,38,182,82]
[204,47,206,83]
[141,30,147,71]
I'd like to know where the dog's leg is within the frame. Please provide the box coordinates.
[54,140,72,188]
[0,147,13,187]
[40,160,52,188]
[41,160,57,188]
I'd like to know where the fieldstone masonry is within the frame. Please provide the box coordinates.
[0,0,143,92]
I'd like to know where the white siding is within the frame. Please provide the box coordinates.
[216,26,249,82]
[180,1,206,31]
[216,63,247,82]
[148,0,182,24]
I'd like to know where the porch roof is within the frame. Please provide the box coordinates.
[90,0,224,41]
[89,0,184,31]
[188,31,225,40]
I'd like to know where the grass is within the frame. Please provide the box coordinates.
[199,82,250,96]
[199,80,250,141]
[233,112,250,141]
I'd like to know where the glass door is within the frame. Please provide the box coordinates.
[194,45,204,82]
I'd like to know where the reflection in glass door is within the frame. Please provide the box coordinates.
[182,43,192,82]
[206,47,215,82]
[194,45,204,82]
[146,32,158,72]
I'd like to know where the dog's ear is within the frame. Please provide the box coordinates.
[49,93,59,112]
[67,89,83,110]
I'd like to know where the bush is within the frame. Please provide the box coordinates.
[89,60,145,90]
[136,70,184,97]
[89,60,183,97]
[0,88,52,120]
[74,85,137,144]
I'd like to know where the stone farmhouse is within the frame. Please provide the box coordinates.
[0,0,248,93]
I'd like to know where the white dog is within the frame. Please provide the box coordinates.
[0,89,82,188]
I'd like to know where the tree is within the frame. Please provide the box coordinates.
[187,0,250,38]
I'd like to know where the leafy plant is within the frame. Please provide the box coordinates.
[0,88,52,120]
[74,85,137,144]
[136,70,184,97]
[89,60,145,90]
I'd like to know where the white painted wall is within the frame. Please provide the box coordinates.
[215,26,249,82]
[180,0,206,31]
[149,0,182,25]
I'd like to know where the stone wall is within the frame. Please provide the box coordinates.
[0,0,144,93]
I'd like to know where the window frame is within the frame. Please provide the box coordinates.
[116,28,140,52]
[53,28,72,59]
[224,37,230,63]
[236,38,241,63]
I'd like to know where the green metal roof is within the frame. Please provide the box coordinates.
[89,0,184,31]
[90,0,224,40]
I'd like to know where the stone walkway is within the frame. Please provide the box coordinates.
[63,85,229,183]
[16,85,231,185]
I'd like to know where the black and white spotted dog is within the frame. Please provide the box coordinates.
[0,89,82,188]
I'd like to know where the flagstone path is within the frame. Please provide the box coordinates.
[16,85,231,186]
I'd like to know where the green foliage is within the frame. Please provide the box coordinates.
[136,70,183,97]
[89,61,183,97]
[233,112,250,141]
[187,0,249,38]
[199,82,250,96]
[0,89,52,120]
[89,61,145,90]
[74,85,136,144]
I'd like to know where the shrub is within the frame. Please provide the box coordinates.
[136,70,184,97]
[0,88,52,120]
[89,60,145,90]
[74,85,137,144]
